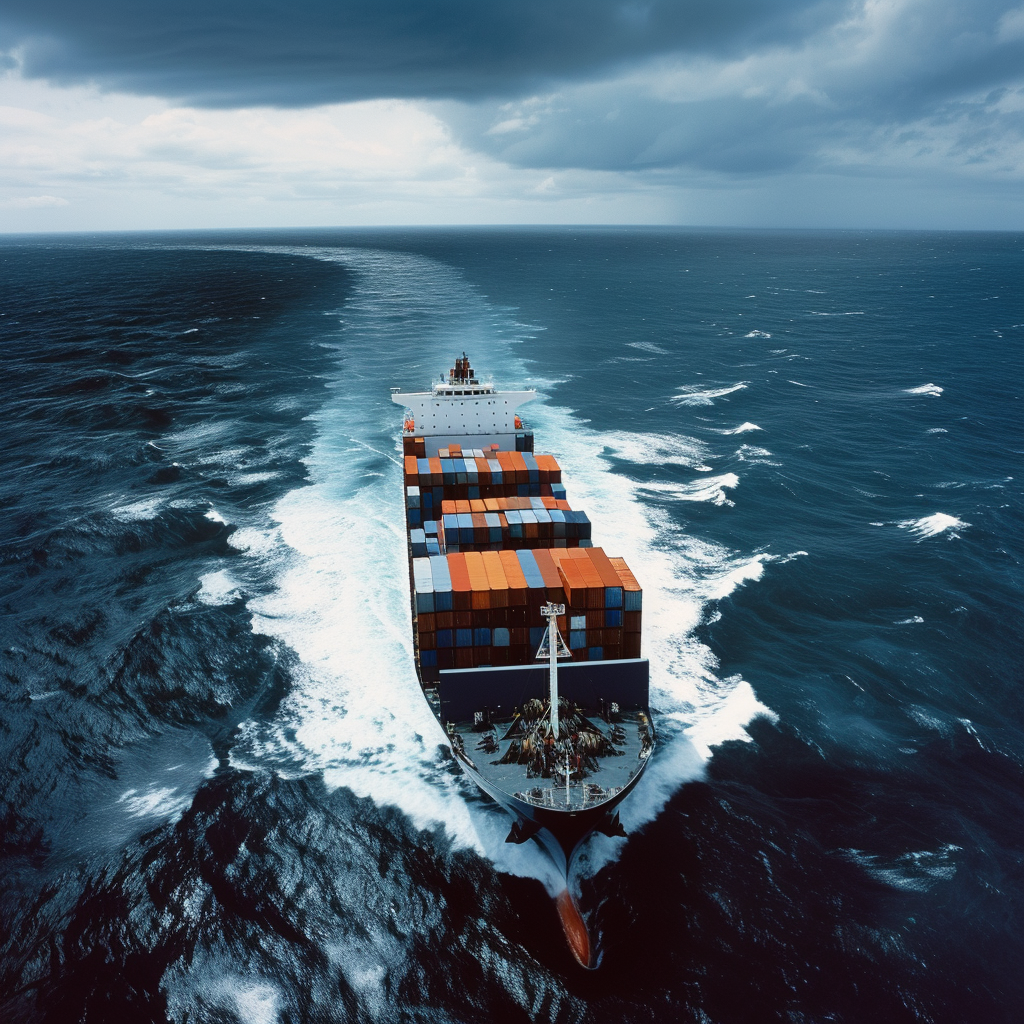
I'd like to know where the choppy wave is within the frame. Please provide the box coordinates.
[638,474,740,507]
[718,422,763,435]
[671,382,748,406]
[627,341,670,354]
[897,513,969,539]
[905,383,944,396]
[599,430,709,468]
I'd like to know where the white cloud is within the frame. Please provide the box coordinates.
[0,75,684,229]
[4,194,68,207]
[998,6,1024,42]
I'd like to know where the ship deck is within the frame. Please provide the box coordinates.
[431,696,651,812]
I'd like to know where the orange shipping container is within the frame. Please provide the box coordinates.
[531,549,563,593]
[557,558,589,609]
[608,556,641,592]
[447,553,472,611]
[480,550,510,609]
[464,551,491,610]
[585,546,626,591]
[498,550,529,606]
[510,451,528,484]
[572,550,605,608]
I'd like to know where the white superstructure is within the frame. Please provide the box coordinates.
[391,352,536,456]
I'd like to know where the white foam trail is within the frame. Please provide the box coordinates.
[201,243,775,886]
[197,568,240,605]
[111,495,165,521]
[895,616,924,624]
[231,983,281,1024]
[926,427,948,434]
[735,444,779,466]
[626,341,670,354]
[718,422,763,435]
[671,382,748,405]
[638,474,739,506]
[166,970,282,1024]
[117,785,193,821]
[905,383,943,396]
[598,430,709,468]
[897,513,968,539]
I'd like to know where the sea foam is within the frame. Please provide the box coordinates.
[718,422,763,435]
[216,243,776,887]
[898,513,968,539]
[671,382,748,405]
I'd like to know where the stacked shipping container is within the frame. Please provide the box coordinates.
[411,545,642,682]
[405,433,642,683]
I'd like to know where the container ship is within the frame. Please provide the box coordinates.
[392,355,653,968]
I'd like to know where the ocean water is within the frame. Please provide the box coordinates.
[0,227,1021,1023]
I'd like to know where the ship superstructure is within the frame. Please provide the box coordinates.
[392,354,652,968]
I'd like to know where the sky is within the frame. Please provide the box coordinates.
[1,0,1022,231]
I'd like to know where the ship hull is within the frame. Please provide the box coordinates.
[393,356,651,965]
[448,727,653,876]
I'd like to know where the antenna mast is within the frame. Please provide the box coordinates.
[537,602,570,738]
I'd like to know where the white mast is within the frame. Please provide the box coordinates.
[537,602,569,739]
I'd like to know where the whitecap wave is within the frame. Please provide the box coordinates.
[671,382,748,406]
[897,513,968,539]
[117,785,193,821]
[639,474,739,506]
[717,422,763,435]
[905,383,943,396]
[111,495,165,521]
[627,341,670,354]
[744,330,771,338]
[735,444,779,465]
[894,616,924,624]
[599,430,709,468]
[197,568,241,606]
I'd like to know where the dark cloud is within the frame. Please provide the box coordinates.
[441,0,1024,176]
[0,0,850,105]
[1,0,1021,184]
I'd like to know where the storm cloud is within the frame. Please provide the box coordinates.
[0,0,1021,227]
[0,0,854,106]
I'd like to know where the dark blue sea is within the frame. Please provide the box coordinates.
[1,228,1021,1023]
